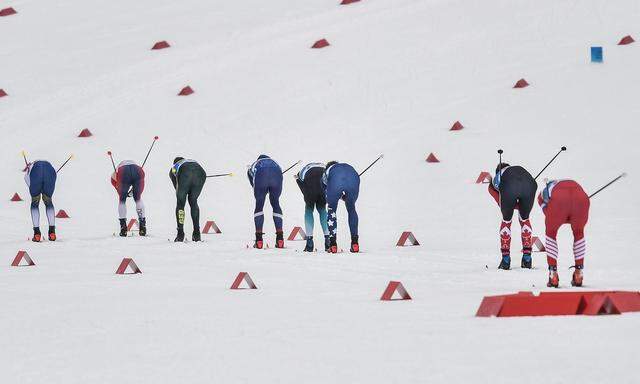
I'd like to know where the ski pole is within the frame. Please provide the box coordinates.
[282,160,301,175]
[359,154,384,176]
[534,146,567,181]
[107,151,117,172]
[21,151,29,167]
[207,173,234,178]
[141,136,159,168]
[56,154,74,173]
[589,173,627,199]
[498,149,503,166]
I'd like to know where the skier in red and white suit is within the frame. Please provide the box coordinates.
[538,179,590,288]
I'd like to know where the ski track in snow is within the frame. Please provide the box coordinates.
[1,0,640,383]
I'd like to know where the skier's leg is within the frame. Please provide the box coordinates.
[570,193,590,286]
[42,164,57,232]
[518,186,536,267]
[325,184,341,252]
[498,186,517,269]
[188,169,206,238]
[269,171,284,233]
[304,203,315,238]
[30,195,41,240]
[175,182,188,241]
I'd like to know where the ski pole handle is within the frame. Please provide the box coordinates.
[589,173,627,199]
[534,146,566,181]
[56,154,74,173]
[282,160,301,175]
[107,151,117,172]
[359,154,384,177]
[207,173,234,178]
[141,136,159,168]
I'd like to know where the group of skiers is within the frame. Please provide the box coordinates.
[23,155,362,254]
[22,151,604,288]
[487,162,590,288]
[247,155,361,253]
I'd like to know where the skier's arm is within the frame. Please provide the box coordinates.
[247,168,254,187]
[169,169,177,189]
[487,180,500,206]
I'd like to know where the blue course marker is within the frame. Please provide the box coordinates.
[591,46,603,63]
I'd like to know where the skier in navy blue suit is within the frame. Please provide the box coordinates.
[24,160,58,242]
[247,155,284,249]
[323,161,360,253]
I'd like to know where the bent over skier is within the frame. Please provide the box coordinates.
[323,161,360,253]
[170,157,206,242]
[538,179,590,288]
[247,155,284,249]
[295,162,330,252]
[111,160,147,237]
[488,163,537,269]
[24,160,57,242]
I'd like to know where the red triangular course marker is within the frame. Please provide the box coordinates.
[115,258,142,274]
[127,218,138,231]
[10,193,22,202]
[11,251,35,267]
[381,281,412,301]
[311,39,330,49]
[476,171,491,184]
[426,153,439,163]
[202,220,222,234]
[178,86,194,96]
[287,226,307,241]
[230,272,257,289]
[55,210,70,218]
[532,236,545,252]
[78,128,92,137]
[341,0,360,4]
[513,78,529,88]
[450,121,464,131]
[0,7,17,16]
[151,41,170,50]
[618,35,635,45]
[0,89,7,97]
[396,231,419,246]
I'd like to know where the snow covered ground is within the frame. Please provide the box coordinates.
[1,0,639,382]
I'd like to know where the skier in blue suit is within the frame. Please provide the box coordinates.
[323,161,360,253]
[247,155,284,249]
[24,160,58,242]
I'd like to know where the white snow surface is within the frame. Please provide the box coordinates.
[1,0,640,383]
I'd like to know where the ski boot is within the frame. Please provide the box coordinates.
[254,232,263,249]
[304,236,314,252]
[119,219,127,237]
[138,218,147,237]
[275,231,285,248]
[498,255,511,270]
[329,236,338,254]
[48,226,56,242]
[547,266,559,288]
[324,235,331,252]
[174,227,185,242]
[521,253,532,269]
[571,265,583,287]
[32,227,42,242]
[192,230,201,242]
[350,235,359,253]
